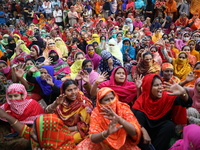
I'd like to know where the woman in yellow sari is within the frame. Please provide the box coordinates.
[152,28,162,43]
[87,34,101,44]
[55,37,69,59]
[46,79,93,144]
[38,14,47,29]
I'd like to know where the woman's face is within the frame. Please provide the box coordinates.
[8,93,23,101]
[48,41,55,49]
[100,92,115,105]
[195,82,200,94]
[115,68,126,83]
[188,41,195,50]
[87,46,95,56]
[117,34,122,41]
[170,24,175,29]
[163,68,173,81]
[124,41,130,45]
[151,78,163,99]
[75,54,85,61]
[84,61,93,69]
[150,47,157,53]
[182,46,191,53]
[64,84,78,101]
[40,68,48,80]
[179,53,187,59]
[30,47,37,57]
[143,54,153,64]
[26,60,34,67]
[0,75,6,82]
[0,63,7,69]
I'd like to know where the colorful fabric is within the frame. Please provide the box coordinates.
[188,77,200,112]
[172,52,192,79]
[85,44,102,70]
[55,89,93,143]
[80,87,141,149]
[35,65,62,95]
[70,59,85,79]
[161,62,174,71]
[67,46,83,66]
[164,0,177,13]
[0,83,44,124]
[98,67,137,104]
[189,14,200,30]
[188,40,200,61]
[121,38,136,62]
[20,114,76,150]
[169,124,200,150]
[55,37,69,57]
[181,69,200,87]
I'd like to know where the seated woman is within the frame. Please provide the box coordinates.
[29,45,45,66]
[91,66,138,105]
[85,44,101,71]
[161,63,180,87]
[0,73,12,104]
[187,40,200,61]
[132,74,192,150]
[45,80,93,144]
[75,59,99,98]
[162,50,192,80]
[55,37,69,59]
[181,45,196,67]
[98,50,122,76]
[0,112,76,150]
[133,51,160,80]
[0,60,12,80]
[150,46,162,66]
[169,124,200,149]
[77,87,141,150]
[70,51,85,79]
[26,65,62,105]
[48,49,70,79]
[67,46,84,66]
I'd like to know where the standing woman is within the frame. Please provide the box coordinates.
[77,87,141,150]
[45,80,93,144]
[132,74,192,150]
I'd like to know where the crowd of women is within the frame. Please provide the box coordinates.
[0,0,200,149]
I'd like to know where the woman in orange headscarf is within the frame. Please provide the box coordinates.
[77,87,141,150]
[188,13,200,30]
[38,14,47,29]
[95,0,104,15]
[164,0,177,19]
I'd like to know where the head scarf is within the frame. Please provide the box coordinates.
[67,46,83,66]
[170,124,200,150]
[90,87,141,149]
[98,67,137,104]
[0,83,44,124]
[31,114,75,149]
[107,39,123,64]
[172,51,192,79]
[85,44,102,70]
[35,65,62,95]
[0,60,11,75]
[101,50,112,60]
[70,57,85,79]
[48,49,66,69]
[1,34,9,46]
[55,37,69,57]
[121,38,136,61]
[188,77,200,112]
[161,62,174,71]
[31,45,41,56]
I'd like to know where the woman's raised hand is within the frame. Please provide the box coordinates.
[186,71,197,82]
[45,74,54,86]
[55,94,65,105]
[43,57,52,66]
[164,80,186,96]
[29,66,38,73]
[135,74,144,89]
[107,116,123,135]
[81,70,90,83]
[96,72,108,83]
[14,63,26,79]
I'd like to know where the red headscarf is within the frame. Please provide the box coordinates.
[98,67,137,104]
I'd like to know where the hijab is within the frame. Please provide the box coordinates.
[35,65,62,95]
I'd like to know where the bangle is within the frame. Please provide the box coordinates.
[96,81,100,85]
[101,131,107,139]
[10,120,18,126]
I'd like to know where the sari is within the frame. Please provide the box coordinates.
[55,88,93,144]
[188,40,200,61]
[169,124,200,150]
[95,1,104,15]
[164,0,177,13]
[70,59,85,80]
[188,77,200,112]
[172,52,192,79]
[0,83,44,124]
[175,15,189,27]
[20,114,76,150]
[152,32,162,43]
[85,44,102,70]
[188,14,200,30]
[55,37,69,58]
[67,46,83,66]
[98,67,137,104]
[77,87,141,150]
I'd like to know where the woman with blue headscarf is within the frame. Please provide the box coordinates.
[26,65,62,105]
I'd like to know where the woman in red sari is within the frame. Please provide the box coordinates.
[175,12,189,28]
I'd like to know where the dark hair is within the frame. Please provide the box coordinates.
[72,38,79,43]
[143,51,153,58]
[82,59,92,69]
[25,58,35,64]
[92,41,98,45]
[152,75,161,86]
[62,80,78,93]
[150,46,158,51]
[182,45,191,51]
[162,34,168,39]
[116,32,123,37]
[87,44,94,50]
[169,38,175,42]
[75,51,84,59]
[194,61,200,69]
[100,36,106,41]
[179,52,188,58]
